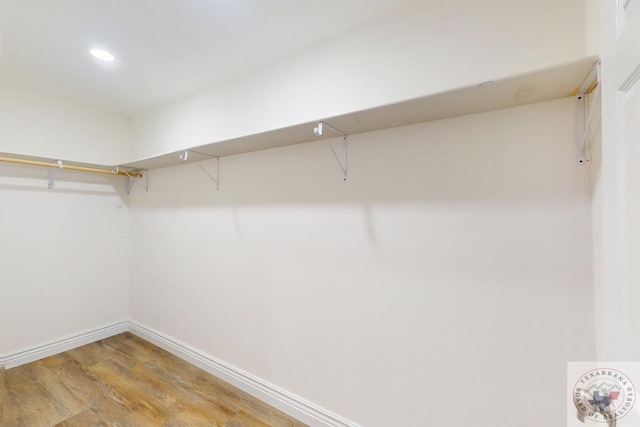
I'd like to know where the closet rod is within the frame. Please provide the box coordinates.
[0,156,142,178]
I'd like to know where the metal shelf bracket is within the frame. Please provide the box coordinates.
[47,160,63,189]
[575,61,601,164]
[314,121,348,181]
[179,150,220,190]
[112,166,148,194]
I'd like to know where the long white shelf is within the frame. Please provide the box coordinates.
[122,56,598,170]
[2,56,598,173]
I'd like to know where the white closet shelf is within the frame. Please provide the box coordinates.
[122,56,598,170]
[2,56,598,173]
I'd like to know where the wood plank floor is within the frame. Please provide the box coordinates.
[3,333,307,427]
[1,366,6,422]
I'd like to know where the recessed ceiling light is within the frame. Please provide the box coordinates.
[90,48,115,62]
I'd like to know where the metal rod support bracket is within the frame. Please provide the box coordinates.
[126,175,136,194]
[575,61,601,164]
[47,160,63,189]
[112,166,147,194]
[314,121,348,181]
[180,150,220,190]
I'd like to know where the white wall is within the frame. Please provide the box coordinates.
[130,0,591,159]
[0,165,130,354]
[129,98,595,426]
[0,81,130,165]
[593,0,625,362]
[588,84,607,362]
[585,0,601,57]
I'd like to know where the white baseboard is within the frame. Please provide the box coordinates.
[0,321,129,369]
[128,320,361,427]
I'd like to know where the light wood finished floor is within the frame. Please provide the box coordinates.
[1,366,6,423]
[2,333,307,426]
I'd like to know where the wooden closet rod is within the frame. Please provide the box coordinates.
[0,156,143,178]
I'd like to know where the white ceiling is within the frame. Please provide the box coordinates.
[0,0,415,115]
